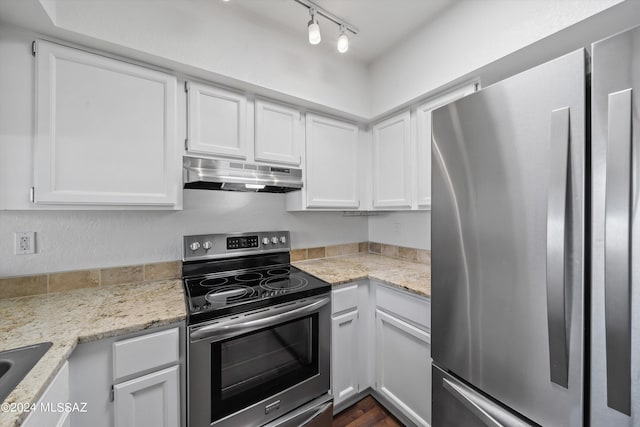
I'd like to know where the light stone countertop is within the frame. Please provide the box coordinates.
[0,280,185,427]
[293,252,431,298]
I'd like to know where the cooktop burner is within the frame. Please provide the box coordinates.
[205,285,255,305]
[261,275,308,291]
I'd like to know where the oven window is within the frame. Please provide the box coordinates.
[210,313,319,421]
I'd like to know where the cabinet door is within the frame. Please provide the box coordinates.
[416,83,477,208]
[255,99,302,165]
[23,362,69,427]
[114,365,180,427]
[375,309,431,427]
[372,111,412,209]
[332,310,360,406]
[186,81,247,159]
[305,114,359,208]
[34,41,179,206]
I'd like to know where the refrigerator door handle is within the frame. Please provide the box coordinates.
[443,378,503,427]
[442,377,532,427]
[604,88,632,415]
[546,107,570,388]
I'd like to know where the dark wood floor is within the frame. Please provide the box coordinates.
[333,396,404,427]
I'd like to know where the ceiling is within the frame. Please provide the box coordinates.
[226,0,456,63]
[0,0,456,64]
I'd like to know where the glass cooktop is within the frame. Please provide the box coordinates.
[183,264,330,323]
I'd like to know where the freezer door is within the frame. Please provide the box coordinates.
[431,49,586,426]
[591,25,640,427]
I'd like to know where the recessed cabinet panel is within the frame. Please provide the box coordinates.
[332,310,360,406]
[255,99,301,165]
[376,309,431,427]
[372,111,412,208]
[34,41,178,206]
[306,114,359,208]
[416,83,477,208]
[187,82,247,159]
[114,365,180,427]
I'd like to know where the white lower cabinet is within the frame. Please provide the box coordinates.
[374,282,431,427]
[331,282,371,408]
[68,324,183,427]
[375,309,431,427]
[114,366,180,427]
[22,362,69,427]
[330,280,431,426]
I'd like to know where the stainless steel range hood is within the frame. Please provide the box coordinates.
[183,156,303,193]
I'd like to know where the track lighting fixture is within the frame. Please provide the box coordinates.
[307,8,321,45]
[337,25,348,53]
[294,0,358,53]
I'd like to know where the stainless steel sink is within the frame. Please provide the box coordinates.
[0,342,53,403]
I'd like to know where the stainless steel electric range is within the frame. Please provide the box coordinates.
[182,231,333,427]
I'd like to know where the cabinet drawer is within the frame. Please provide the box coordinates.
[375,283,430,330]
[23,362,69,427]
[113,328,179,381]
[332,284,359,314]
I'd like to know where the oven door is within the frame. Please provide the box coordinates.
[188,294,331,427]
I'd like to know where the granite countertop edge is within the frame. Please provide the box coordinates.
[293,252,431,299]
[367,275,430,298]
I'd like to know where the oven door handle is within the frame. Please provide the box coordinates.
[190,296,330,342]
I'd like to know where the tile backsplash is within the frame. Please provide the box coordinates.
[291,241,430,264]
[0,261,181,300]
[1,242,430,299]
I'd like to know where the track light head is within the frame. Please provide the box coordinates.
[337,25,348,53]
[307,8,321,45]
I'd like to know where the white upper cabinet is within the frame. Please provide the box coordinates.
[304,114,360,209]
[372,111,412,209]
[254,99,302,165]
[34,40,179,207]
[186,81,247,159]
[416,83,477,208]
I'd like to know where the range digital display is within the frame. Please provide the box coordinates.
[227,235,259,250]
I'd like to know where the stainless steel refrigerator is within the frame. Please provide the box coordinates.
[431,25,640,427]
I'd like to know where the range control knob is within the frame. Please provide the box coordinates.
[202,241,212,251]
[262,237,270,245]
[271,237,279,244]
[279,236,287,244]
[189,242,201,251]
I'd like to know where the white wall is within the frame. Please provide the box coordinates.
[34,0,371,119]
[368,212,430,250]
[369,0,624,117]
[0,190,368,276]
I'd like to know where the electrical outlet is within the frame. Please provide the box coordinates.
[15,231,35,255]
